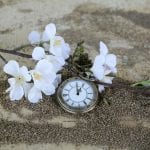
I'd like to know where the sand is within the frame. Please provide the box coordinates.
[0,79,149,150]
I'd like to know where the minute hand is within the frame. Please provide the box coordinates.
[76,82,79,95]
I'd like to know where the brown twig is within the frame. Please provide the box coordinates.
[69,65,150,96]
[12,44,32,51]
[0,54,7,63]
[0,48,32,58]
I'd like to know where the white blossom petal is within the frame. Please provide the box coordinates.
[104,68,112,75]
[111,67,117,73]
[93,55,105,66]
[35,59,55,75]
[32,47,45,61]
[28,31,41,44]
[42,31,50,42]
[50,36,64,56]
[23,83,33,98]
[8,78,16,87]
[105,54,117,68]
[64,43,71,55]
[49,38,55,53]
[102,76,114,84]
[20,66,31,82]
[33,72,56,91]
[28,86,42,103]
[61,43,71,59]
[41,83,55,95]
[53,74,61,88]
[54,56,65,66]
[46,55,65,72]
[99,41,108,55]
[50,46,62,57]
[45,23,56,39]
[42,72,56,84]
[98,84,105,93]
[105,67,117,75]
[6,78,16,93]
[9,85,24,101]
[91,65,104,80]
[33,77,55,95]
[56,74,61,84]
[3,60,19,76]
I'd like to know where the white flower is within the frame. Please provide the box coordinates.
[28,23,56,45]
[91,41,117,79]
[29,23,71,60]
[91,41,117,93]
[99,41,117,73]
[28,31,49,45]
[50,36,71,60]
[32,47,65,72]
[44,23,71,60]
[28,59,56,103]
[3,60,31,100]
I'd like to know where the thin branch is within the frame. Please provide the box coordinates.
[87,77,149,96]
[0,48,32,58]
[0,43,41,57]
[12,44,32,52]
[0,54,7,63]
[11,41,46,52]
[69,66,150,96]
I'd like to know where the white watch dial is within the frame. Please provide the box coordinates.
[62,80,94,108]
[57,77,98,113]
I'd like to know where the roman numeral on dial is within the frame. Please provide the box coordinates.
[62,94,68,97]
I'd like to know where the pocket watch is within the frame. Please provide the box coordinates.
[57,77,98,114]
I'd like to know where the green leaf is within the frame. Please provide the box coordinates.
[72,41,92,72]
[131,80,150,87]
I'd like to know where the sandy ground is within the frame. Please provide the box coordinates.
[0,79,150,150]
[0,0,150,150]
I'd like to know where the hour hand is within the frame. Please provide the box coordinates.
[78,87,82,93]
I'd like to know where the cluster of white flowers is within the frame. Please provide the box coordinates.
[3,23,117,103]
[91,41,117,93]
[3,23,70,103]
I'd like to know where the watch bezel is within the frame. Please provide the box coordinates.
[57,77,98,114]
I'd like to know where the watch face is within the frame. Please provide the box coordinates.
[57,77,98,113]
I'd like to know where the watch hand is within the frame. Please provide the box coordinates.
[78,87,82,93]
[76,82,79,95]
